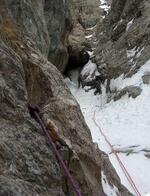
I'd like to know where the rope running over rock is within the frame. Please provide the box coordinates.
[93,110,142,196]
[33,111,82,196]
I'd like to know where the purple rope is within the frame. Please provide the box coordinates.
[34,112,82,196]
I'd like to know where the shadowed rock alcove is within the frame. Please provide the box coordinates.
[64,45,90,77]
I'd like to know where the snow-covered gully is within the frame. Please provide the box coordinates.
[65,59,150,196]
[93,111,141,196]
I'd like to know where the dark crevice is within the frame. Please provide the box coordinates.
[63,46,90,78]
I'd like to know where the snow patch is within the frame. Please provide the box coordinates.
[113,19,123,31]
[126,19,134,32]
[85,34,93,39]
[99,0,110,15]
[65,59,150,195]
[81,60,99,82]
[127,46,144,59]
[127,47,137,58]
[31,53,39,59]
[87,51,94,58]
[110,59,150,91]
[101,171,119,196]
[136,47,145,58]
[126,46,145,65]
[86,24,97,31]
[110,153,150,194]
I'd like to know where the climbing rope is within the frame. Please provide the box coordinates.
[33,110,82,196]
[92,111,142,196]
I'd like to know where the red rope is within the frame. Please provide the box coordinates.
[34,111,82,196]
[92,111,142,196]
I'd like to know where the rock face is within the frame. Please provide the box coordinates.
[0,1,132,196]
[107,86,142,102]
[95,0,150,80]
[66,0,101,74]
[6,0,50,56]
[5,0,101,73]
[142,72,150,84]
[44,0,73,72]
[72,0,101,28]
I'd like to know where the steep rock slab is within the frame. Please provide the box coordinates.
[44,0,73,72]
[72,0,101,28]
[68,0,101,52]
[6,0,50,56]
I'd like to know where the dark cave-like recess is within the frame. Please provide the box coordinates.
[64,46,90,76]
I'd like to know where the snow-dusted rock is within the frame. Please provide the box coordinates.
[95,0,150,79]
[108,85,142,102]
[142,72,150,84]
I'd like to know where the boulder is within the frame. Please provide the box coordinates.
[107,86,142,102]
[142,72,150,84]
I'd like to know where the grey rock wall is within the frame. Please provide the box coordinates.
[6,0,50,56]
[95,0,150,79]
[0,0,132,195]
[4,0,101,73]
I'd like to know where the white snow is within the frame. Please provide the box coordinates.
[127,47,137,58]
[99,0,110,14]
[127,46,144,59]
[65,59,150,195]
[126,19,134,32]
[136,47,145,58]
[126,46,145,65]
[86,24,97,31]
[113,19,123,31]
[101,171,119,196]
[87,51,94,57]
[81,60,100,82]
[85,34,93,39]
[111,59,150,90]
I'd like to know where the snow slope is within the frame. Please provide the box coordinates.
[99,0,110,13]
[65,59,150,195]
